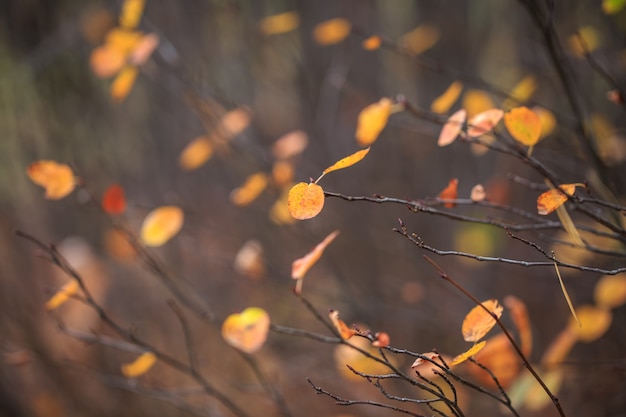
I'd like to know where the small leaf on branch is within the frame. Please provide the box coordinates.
[27,160,76,200]
[504,106,541,146]
[179,136,214,171]
[431,81,463,114]
[470,184,486,202]
[438,178,458,208]
[356,99,392,146]
[467,108,503,137]
[437,109,466,147]
[450,341,487,366]
[45,280,79,310]
[329,310,356,339]
[221,307,270,353]
[121,351,157,378]
[292,230,340,293]
[312,18,351,45]
[372,332,390,348]
[102,183,126,215]
[259,12,299,35]
[230,172,268,206]
[140,206,184,247]
[462,299,503,342]
[321,147,370,178]
[287,182,325,220]
[536,183,582,215]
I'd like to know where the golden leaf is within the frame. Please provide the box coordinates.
[431,81,463,114]
[140,206,184,247]
[179,136,214,171]
[356,98,392,146]
[230,172,268,206]
[400,24,439,55]
[110,65,139,102]
[119,0,145,30]
[121,351,157,378]
[45,280,79,311]
[89,45,126,78]
[287,182,325,220]
[259,12,299,35]
[27,160,76,200]
[221,307,270,354]
[462,90,494,118]
[504,106,542,146]
[568,305,612,342]
[462,300,503,342]
[450,341,487,366]
[312,18,351,45]
[594,273,626,309]
[321,147,370,177]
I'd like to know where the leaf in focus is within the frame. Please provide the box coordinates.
[221,307,270,354]
[568,305,612,343]
[372,332,390,348]
[45,280,79,311]
[356,98,392,146]
[329,310,356,339]
[503,75,536,109]
[437,109,466,147]
[89,45,126,78]
[450,341,487,366]
[322,147,370,176]
[504,296,532,357]
[259,12,299,35]
[536,183,579,215]
[603,0,626,14]
[119,0,145,29]
[292,229,340,293]
[271,160,295,188]
[470,184,486,202]
[121,351,156,378]
[468,333,521,388]
[533,106,556,138]
[504,106,541,146]
[102,184,126,214]
[129,33,159,66]
[362,35,382,50]
[462,299,503,342]
[27,160,76,200]
[466,108,503,137]
[333,336,392,381]
[463,90,494,118]
[111,65,139,102]
[272,130,309,160]
[287,182,325,220]
[568,26,600,57]
[438,178,458,208]
[179,136,214,171]
[234,240,265,280]
[400,24,439,55]
[431,81,463,114]
[230,172,268,206]
[312,18,351,45]
[140,206,184,247]
[594,273,626,309]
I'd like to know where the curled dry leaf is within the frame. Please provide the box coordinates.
[102,184,126,215]
[272,130,308,160]
[372,332,390,348]
[45,280,79,311]
[466,108,504,137]
[356,98,392,147]
[292,230,339,294]
[121,351,156,378]
[322,147,371,176]
[504,106,542,146]
[329,310,356,339]
[179,136,213,171]
[568,305,612,343]
[450,340,487,366]
[594,273,626,309]
[287,182,325,220]
[221,307,270,354]
[258,11,299,35]
[312,18,351,45]
[470,184,486,202]
[362,35,382,50]
[27,160,76,200]
[462,299,503,342]
[437,109,466,147]
[230,172,268,206]
[536,183,581,215]
[438,178,458,208]
[140,206,184,247]
[431,81,463,114]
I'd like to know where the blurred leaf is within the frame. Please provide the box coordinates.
[312,18,351,45]
[234,240,264,280]
[27,161,76,200]
[105,28,143,55]
[129,33,159,66]
[503,75,536,108]
[469,333,520,388]
[259,11,299,35]
[292,230,340,294]
[470,184,486,202]
[504,296,532,357]
[102,184,126,215]
[45,280,79,311]
[454,224,497,262]
[437,109,466,147]
[119,0,145,30]
[179,136,214,171]
[140,206,184,247]
[438,178,458,208]
[272,130,308,160]
[322,147,370,176]
[431,81,463,114]
[504,106,541,146]
[271,160,295,188]
[219,107,252,139]
[269,189,297,225]
[221,307,270,354]
[111,65,139,102]
[603,0,626,13]
[450,341,487,366]
[121,351,156,378]
[333,336,392,380]
[568,26,600,57]
[329,310,356,339]
[103,228,137,262]
[594,273,626,309]
[287,182,325,220]
[524,369,563,411]
[400,24,439,55]
[463,90,494,118]
[467,109,503,137]
[356,98,392,146]
[362,35,382,50]
[536,183,580,215]
[533,106,556,138]
[541,328,577,366]
[568,305,612,342]
[462,300,503,342]
[89,45,126,78]
[230,172,268,206]
[410,352,443,379]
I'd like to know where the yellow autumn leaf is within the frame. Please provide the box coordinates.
[287,182,325,220]
[179,136,214,171]
[504,106,542,146]
[45,280,79,310]
[450,341,487,366]
[533,106,556,138]
[594,273,626,309]
[362,35,382,50]
[462,89,494,118]
[355,98,392,146]
[503,75,536,109]
[140,206,184,247]
[27,160,76,200]
[312,18,351,45]
[230,172,268,206]
[321,147,370,177]
[536,183,580,215]
[462,300,503,342]
[437,109,466,147]
[259,12,299,35]
[121,351,157,378]
[568,305,612,342]
[221,307,270,354]
[105,28,143,55]
[603,0,626,14]
[119,0,145,30]
[431,81,463,114]
[400,24,439,55]
[111,65,139,102]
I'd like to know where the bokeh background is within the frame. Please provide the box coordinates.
[1,1,625,416]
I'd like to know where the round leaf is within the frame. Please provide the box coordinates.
[221,307,270,353]
[287,182,324,220]
[504,106,541,146]
[27,160,76,200]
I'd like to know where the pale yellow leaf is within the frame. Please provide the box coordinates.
[140,206,184,247]
[431,81,463,114]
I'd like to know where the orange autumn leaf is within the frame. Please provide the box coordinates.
[504,296,532,357]
[462,299,503,342]
[121,351,156,378]
[504,106,542,146]
[272,130,308,160]
[179,136,214,171]
[111,65,139,102]
[102,184,126,215]
[450,340,487,366]
[312,18,351,45]
[400,24,439,55]
[292,230,340,293]
[536,183,580,215]
[321,147,370,177]
[119,0,145,30]
[259,11,299,35]
[89,45,126,78]
[45,280,79,311]
[230,172,268,206]
[372,332,390,348]
[129,33,159,66]
[438,178,458,208]
[221,307,270,353]
[362,35,382,50]
[568,305,612,343]
[594,273,626,309]
[437,109,466,147]
[356,98,392,147]
[27,160,76,200]
[466,108,504,137]
[329,310,356,339]
[287,182,325,220]
[140,206,184,247]
[431,81,463,114]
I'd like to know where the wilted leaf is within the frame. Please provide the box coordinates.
[568,305,612,342]
[27,160,76,200]
[45,280,79,310]
[119,0,145,30]
[504,296,532,357]
[437,109,466,147]
[322,148,370,176]
[438,178,458,208]
[272,130,308,159]
[356,98,392,146]
[234,240,264,280]
[362,35,382,50]
[470,184,486,202]
[462,300,503,342]
[129,33,159,66]
[329,310,356,339]
[121,351,156,378]
[259,11,299,35]
[594,273,626,309]
[312,18,351,45]
[450,341,487,366]
[467,109,503,137]
[89,45,126,78]
[400,24,439,55]
[140,206,184,247]
[568,26,600,57]
[287,182,325,220]
[603,0,626,14]
[102,184,126,215]
[179,136,214,171]
[372,332,390,348]
[292,230,340,293]
[431,81,463,114]
[536,183,580,215]
[221,307,270,353]
[111,65,139,102]
[230,172,268,206]
[463,90,494,118]
[504,106,541,146]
